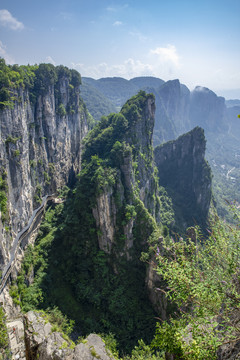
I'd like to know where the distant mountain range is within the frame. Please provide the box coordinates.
[81,76,240,219]
[81,76,239,143]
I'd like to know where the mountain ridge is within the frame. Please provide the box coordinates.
[81,75,240,218]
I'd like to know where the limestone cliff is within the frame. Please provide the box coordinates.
[154,126,212,229]
[88,91,159,255]
[26,91,160,351]
[0,64,88,271]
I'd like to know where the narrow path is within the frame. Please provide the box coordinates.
[0,194,55,294]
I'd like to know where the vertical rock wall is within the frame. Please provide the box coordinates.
[0,78,88,270]
[154,127,212,229]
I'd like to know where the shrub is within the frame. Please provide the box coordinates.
[150,205,240,359]
[57,103,66,117]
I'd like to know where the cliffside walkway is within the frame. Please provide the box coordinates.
[0,194,56,294]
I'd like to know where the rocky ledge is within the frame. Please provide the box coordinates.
[7,311,116,360]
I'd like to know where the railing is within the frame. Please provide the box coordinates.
[0,194,54,294]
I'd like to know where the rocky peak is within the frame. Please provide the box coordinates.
[190,86,227,132]
[152,79,191,142]
[121,92,156,205]
[83,91,159,255]
[154,126,212,230]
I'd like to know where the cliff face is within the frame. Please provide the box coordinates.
[154,127,212,229]
[88,92,158,256]
[24,92,160,350]
[0,68,88,271]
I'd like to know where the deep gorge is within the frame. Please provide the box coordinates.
[0,61,239,360]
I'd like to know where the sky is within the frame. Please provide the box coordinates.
[0,0,240,99]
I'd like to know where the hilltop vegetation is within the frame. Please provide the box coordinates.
[0,58,81,109]
[80,81,116,122]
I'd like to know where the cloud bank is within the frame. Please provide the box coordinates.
[150,44,180,67]
[71,44,180,80]
[0,9,24,30]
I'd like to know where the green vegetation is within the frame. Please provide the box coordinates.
[80,81,116,122]
[34,183,42,204]
[82,77,139,109]
[5,135,20,144]
[13,149,20,157]
[82,112,128,162]
[43,171,51,185]
[15,199,157,353]
[41,307,74,337]
[0,58,37,109]
[148,205,240,359]
[0,307,10,359]
[57,103,66,117]
[6,86,239,359]
[14,92,161,355]
[124,340,164,360]
[29,159,37,168]
[0,170,8,223]
[0,58,81,109]
[207,132,240,223]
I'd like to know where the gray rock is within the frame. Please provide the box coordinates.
[74,334,114,360]
[0,75,88,274]
[154,126,211,229]
[24,311,115,360]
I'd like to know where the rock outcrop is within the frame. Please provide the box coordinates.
[154,126,212,229]
[7,311,116,360]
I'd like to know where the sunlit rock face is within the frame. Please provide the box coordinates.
[0,77,88,271]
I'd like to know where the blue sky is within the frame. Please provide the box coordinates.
[0,0,239,98]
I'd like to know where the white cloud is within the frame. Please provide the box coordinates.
[0,9,24,30]
[0,40,14,64]
[150,44,180,67]
[71,44,181,80]
[45,56,56,65]
[113,20,122,26]
[71,58,153,79]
